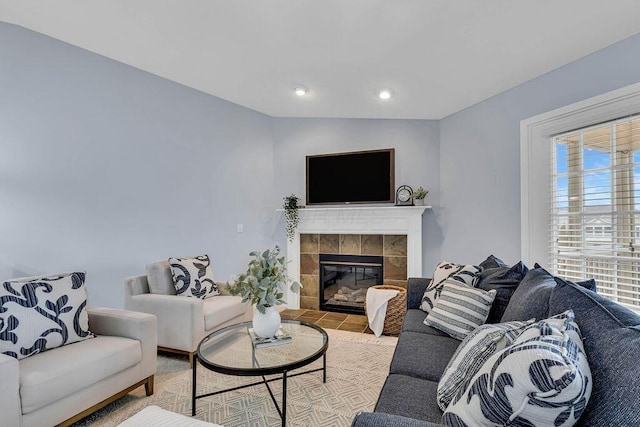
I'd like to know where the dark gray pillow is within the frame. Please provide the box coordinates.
[478,255,508,271]
[576,278,597,292]
[533,263,597,292]
[500,267,556,322]
[478,261,529,323]
[548,279,640,426]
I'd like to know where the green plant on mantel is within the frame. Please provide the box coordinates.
[283,194,300,242]
[413,186,428,199]
[227,246,301,314]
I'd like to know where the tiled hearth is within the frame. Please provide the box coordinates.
[280,308,372,333]
[299,233,408,310]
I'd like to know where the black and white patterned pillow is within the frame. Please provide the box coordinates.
[169,255,219,299]
[443,310,592,427]
[0,272,94,360]
[424,280,496,340]
[437,319,534,411]
[421,262,482,312]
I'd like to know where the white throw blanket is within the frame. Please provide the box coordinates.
[366,288,399,337]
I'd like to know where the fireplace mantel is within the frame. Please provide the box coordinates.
[284,206,430,309]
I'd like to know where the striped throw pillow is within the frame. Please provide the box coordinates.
[420,262,482,313]
[437,319,534,410]
[424,279,496,340]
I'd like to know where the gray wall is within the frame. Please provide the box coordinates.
[0,23,442,309]
[272,118,442,272]
[0,23,277,308]
[439,32,640,266]
[3,21,640,308]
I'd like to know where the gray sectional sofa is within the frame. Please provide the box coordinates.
[352,262,640,427]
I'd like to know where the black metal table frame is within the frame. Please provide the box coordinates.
[191,320,328,426]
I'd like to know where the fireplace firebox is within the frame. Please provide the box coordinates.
[319,254,383,315]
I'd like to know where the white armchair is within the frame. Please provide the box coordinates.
[0,307,157,427]
[124,260,252,364]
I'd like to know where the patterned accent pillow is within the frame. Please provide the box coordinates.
[424,280,496,340]
[169,255,219,299]
[420,261,482,312]
[0,272,94,360]
[443,310,592,427]
[437,319,534,411]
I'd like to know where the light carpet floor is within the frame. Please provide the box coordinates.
[73,329,397,427]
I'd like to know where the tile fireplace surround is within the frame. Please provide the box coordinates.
[285,206,429,309]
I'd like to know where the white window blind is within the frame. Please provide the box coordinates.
[551,114,640,312]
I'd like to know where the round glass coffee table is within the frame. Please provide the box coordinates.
[192,320,329,426]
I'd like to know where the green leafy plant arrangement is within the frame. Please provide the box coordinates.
[283,194,300,242]
[227,246,301,314]
[412,186,428,199]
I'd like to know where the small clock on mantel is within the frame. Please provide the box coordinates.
[395,185,414,206]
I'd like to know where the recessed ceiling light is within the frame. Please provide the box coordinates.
[294,86,308,96]
[378,89,393,100]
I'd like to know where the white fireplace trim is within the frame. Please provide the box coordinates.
[283,206,430,309]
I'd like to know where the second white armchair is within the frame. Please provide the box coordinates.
[124,260,252,364]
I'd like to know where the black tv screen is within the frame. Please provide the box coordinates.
[306,148,395,205]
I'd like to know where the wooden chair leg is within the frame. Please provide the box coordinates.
[145,375,154,396]
[189,351,195,368]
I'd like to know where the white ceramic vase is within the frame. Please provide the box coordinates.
[414,198,424,206]
[252,306,281,338]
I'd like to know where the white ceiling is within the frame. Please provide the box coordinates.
[2,1,640,119]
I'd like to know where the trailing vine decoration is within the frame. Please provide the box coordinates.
[283,194,300,242]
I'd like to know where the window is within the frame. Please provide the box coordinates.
[551,115,640,310]
[522,82,640,313]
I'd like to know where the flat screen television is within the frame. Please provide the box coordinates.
[306,148,395,205]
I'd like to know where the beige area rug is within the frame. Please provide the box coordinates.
[73,329,397,427]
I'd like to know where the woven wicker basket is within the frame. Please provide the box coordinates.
[365,285,407,336]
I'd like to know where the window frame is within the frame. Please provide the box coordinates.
[521,82,640,267]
